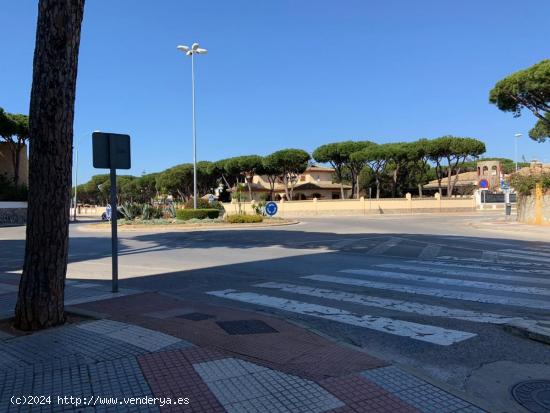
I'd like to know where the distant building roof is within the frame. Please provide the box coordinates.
[306,165,335,172]
[424,171,478,189]
[515,161,550,176]
[294,182,351,190]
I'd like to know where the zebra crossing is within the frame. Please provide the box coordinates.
[208,243,550,348]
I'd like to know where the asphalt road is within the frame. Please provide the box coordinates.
[2,213,550,412]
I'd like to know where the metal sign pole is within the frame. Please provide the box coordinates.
[109,136,119,293]
[93,131,130,294]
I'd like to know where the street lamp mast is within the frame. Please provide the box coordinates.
[177,42,207,209]
[514,133,522,172]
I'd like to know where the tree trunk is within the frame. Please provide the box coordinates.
[15,0,85,331]
[283,175,290,201]
[418,184,423,198]
[14,141,25,187]
[446,163,453,197]
[340,183,345,200]
[392,168,398,198]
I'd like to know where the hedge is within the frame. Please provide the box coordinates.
[226,214,263,223]
[176,208,220,220]
[510,174,550,195]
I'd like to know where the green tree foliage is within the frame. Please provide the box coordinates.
[312,141,373,199]
[489,59,550,142]
[260,156,282,201]
[428,136,485,196]
[224,155,263,200]
[155,163,194,200]
[351,144,388,199]
[529,112,550,142]
[264,148,310,200]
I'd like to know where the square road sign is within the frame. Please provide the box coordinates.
[92,132,131,169]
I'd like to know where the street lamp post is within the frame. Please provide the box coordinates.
[177,42,207,209]
[514,133,522,172]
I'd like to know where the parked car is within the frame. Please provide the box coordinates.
[101,207,124,221]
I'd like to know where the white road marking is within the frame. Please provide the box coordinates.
[341,268,550,297]
[496,252,550,264]
[367,238,402,255]
[207,289,476,345]
[303,274,550,310]
[405,260,550,276]
[377,263,550,285]
[437,256,550,269]
[418,244,442,259]
[255,282,524,324]
[500,249,550,259]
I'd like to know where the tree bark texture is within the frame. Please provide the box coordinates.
[15,0,85,331]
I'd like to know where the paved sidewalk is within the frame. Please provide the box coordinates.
[0,277,487,412]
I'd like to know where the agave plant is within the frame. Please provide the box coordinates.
[142,204,151,220]
[120,203,140,220]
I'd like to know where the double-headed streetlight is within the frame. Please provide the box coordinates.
[514,133,522,172]
[177,42,207,209]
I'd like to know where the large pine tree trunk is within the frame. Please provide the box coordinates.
[15,0,85,331]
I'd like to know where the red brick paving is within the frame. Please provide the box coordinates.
[138,347,226,413]
[79,292,421,413]
[76,292,386,382]
[321,375,419,413]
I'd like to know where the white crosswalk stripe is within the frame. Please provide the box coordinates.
[404,260,550,276]
[496,251,550,264]
[499,248,550,259]
[437,256,550,269]
[376,263,550,285]
[255,282,525,325]
[341,268,550,297]
[207,289,476,345]
[206,242,550,347]
[303,274,550,310]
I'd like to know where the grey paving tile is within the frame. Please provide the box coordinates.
[194,357,268,382]
[0,324,147,372]
[194,358,343,412]
[89,357,159,413]
[361,366,426,392]
[361,366,484,413]
[77,320,183,352]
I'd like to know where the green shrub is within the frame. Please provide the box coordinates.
[510,174,550,195]
[184,198,224,210]
[226,214,263,223]
[120,203,142,220]
[184,198,211,209]
[142,204,163,220]
[176,208,220,220]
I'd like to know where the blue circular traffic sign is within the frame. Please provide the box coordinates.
[265,201,278,216]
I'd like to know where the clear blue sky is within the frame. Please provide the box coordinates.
[1,0,549,183]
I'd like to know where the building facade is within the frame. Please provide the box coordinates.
[244,165,352,201]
